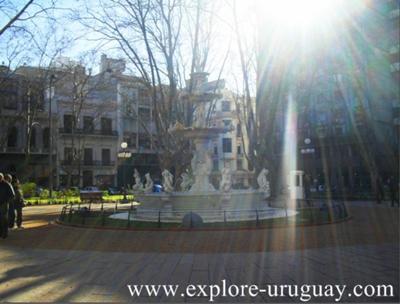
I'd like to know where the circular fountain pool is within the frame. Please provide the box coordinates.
[109,205,297,223]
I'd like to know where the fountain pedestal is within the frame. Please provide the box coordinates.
[189,137,215,192]
[172,127,225,193]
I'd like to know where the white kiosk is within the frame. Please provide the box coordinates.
[288,170,305,200]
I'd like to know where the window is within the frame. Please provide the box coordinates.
[0,81,17,110]
[139,88,150,104]
[237,145,241,155]
[64,114,73,132]
[223,120,232,128]
[237,159,243,170]
[102,149,111,165]
[30,128,37,149]
[316,126,327,137]
[295,175,300,187]
[125,102,137,117]
[7,127,18,147]
[213,159,219,171]
[64,147,73,162]
[43,128,49,149]
[138,107,151,121]
[213,146,218,155]
[83,116,94,133]
[82,170,93,187]
[2,94,17,110]
[30,90,45,111]
[334,124,345,136]
[221,100,230,112]
[139,133,151,149]
[125,132,137,148]
[84,148,93,165]
[101,117,112,134]
[59,175,67,186]
[222,138,232,153]
[71,175,80,187]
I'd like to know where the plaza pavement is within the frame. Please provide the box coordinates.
[0,201,398,302]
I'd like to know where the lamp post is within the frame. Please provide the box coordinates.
[48,74,55,199]
[118,142,131,203]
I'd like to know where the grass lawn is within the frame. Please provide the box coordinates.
[26,194,135,205]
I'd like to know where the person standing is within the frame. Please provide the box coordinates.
[0,173,15,239]
[375,176,384,204]
[388,176,399,207]
[10,179,24,229]
[7,176,16,228]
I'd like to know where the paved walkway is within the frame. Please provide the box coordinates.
[0,201,398,302]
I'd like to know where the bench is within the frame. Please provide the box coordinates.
[80,191,103,205]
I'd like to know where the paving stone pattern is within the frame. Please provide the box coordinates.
[0,243,398,302]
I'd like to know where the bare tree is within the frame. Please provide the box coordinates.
[0,0,58,37]
[75,0,218,177]
[229,0,323,193]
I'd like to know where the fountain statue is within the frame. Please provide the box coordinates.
[220,166,232,193]
[180,172,193,191]
[189,142,215,192]
[132,169,142,192]
[142,173,153,193]
[257,168,271,198]
[162,169,174,193]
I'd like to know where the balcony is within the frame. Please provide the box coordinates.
[214,110,237,119]
[61,160,116,167]
[0,146,51,154]
[0,146,23,153]
[59,128,118,137]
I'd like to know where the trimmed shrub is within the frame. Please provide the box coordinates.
[54,191,64,198]
[65,187,79,197]
[21,182,36,198]
[40,189,50,199]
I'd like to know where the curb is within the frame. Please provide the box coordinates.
[55,215,352,232]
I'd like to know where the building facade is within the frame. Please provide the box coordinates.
[189,73,252,188]
[99,55,159,187]
[0,55,161,189]
[0,65,55,185]
[55,62,120,188]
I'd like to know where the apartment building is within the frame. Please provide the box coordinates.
[0,65,55,185]
[54,60,119,188]
[0,55,160,189]
[100,55,159,187]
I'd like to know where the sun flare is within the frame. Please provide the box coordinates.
[260,0,343,30]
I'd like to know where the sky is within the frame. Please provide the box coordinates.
[0,0,366,92]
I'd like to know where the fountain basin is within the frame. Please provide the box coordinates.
[134,189,268,211]
[109,207,297,223]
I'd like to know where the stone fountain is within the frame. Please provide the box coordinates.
[110,73,297,223]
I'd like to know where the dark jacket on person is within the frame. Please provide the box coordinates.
[13,187,24,208]
[0,181,14,205]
